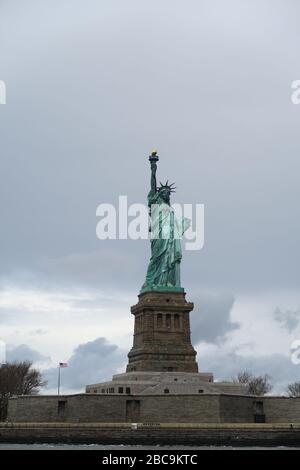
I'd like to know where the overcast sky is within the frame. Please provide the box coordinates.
[1,0,300,394]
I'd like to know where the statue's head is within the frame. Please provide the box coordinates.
[158,181,176,205]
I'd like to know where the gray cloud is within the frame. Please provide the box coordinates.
[273,307,300,333]
[0,0,300,295]
[201,350,300,394]
[44,337,126,391]
[6,344,50,364]
[37,247,144,292]
[190,292,239,344]
[29,329,47,336]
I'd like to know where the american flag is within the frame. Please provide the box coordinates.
[59,362,68,368]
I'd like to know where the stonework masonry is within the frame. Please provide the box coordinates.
[7,394,300,424]
[85,291,245,397]
[86,371,245,395]
[127,291,198,373]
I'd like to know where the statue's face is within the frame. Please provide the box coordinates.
[160,188,171,204]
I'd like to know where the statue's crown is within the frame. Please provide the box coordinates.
[158,180,176,193]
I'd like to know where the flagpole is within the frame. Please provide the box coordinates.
[58,365,61,396]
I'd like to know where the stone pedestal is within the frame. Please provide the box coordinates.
[126,291,198,373]
[86,291,246,397]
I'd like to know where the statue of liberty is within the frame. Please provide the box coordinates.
[141,151,190,293]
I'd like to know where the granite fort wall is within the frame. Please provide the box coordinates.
[7,394,300,424]
[263,397,300,423]
[8,395,126,423]
[7,394,221,424]
[220,395,255,423]
[138,395,220,423]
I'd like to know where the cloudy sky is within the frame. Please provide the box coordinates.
[1,0,300,394]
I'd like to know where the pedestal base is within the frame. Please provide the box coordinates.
[86,371,246,396]
[126,291,198,373]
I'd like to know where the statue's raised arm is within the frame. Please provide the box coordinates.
[149,150,159,196]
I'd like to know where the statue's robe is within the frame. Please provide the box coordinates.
[141,190,189,291]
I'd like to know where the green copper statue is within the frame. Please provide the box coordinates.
[141,151,189,294]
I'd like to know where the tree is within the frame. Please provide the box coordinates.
[233,370,273,395]
[235,370,253,386]
[0,361,47,421]
[287,381,300,397]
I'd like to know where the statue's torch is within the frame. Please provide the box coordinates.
[149,150,159,163]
